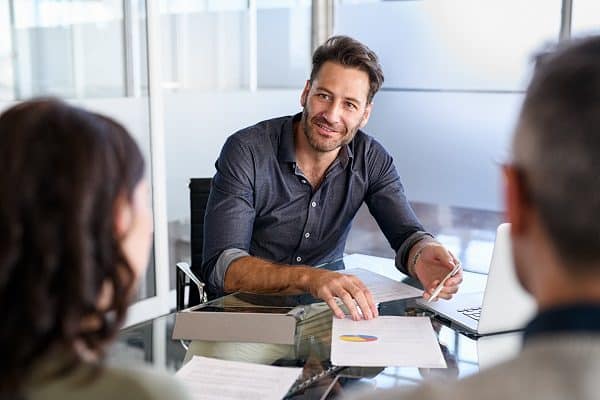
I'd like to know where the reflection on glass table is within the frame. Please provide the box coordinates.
[112,254,522,399]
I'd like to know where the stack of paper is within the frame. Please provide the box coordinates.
[342,268,423,304]
[176,356,302,400]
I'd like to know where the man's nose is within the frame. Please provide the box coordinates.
[322,101,343,125]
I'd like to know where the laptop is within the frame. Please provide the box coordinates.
[416,223,536,336]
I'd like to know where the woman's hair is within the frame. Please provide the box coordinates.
[0,98,145,396]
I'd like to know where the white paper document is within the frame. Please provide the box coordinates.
[343,268,423,304]
[342,254,399,279]
[330,316,446,368]
[176,356,302,400]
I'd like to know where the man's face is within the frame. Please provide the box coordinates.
[300,61,372,153]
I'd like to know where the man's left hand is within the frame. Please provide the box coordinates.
[413,242,463,301]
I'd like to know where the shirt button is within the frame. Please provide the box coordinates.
[311,201,317,207]
[296,256,302,262]
[304,232,310,238]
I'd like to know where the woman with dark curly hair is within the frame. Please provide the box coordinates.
[0,99,190,400]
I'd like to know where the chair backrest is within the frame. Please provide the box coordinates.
[190,178,211,271]
[177,178,211,309]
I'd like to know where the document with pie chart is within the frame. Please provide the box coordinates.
[331,316,446,368]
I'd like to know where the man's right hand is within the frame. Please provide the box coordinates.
[304,269,378,320]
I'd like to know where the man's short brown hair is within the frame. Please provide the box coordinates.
[310,35,384,104]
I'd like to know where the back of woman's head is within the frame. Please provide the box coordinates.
[0,98,146,395]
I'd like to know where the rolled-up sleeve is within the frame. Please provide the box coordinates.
[364,139,432,275]
[200,136,256,296]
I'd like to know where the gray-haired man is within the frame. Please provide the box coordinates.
[356,36,600,400]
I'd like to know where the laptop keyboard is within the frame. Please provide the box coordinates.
[457,306,482,321]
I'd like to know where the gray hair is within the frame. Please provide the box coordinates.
[513,36,600,270]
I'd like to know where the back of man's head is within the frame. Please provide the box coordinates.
[514,36,600,272]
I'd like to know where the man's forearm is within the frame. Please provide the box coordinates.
[223,256,315,294]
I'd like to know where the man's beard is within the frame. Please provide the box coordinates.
[301,106,360,153]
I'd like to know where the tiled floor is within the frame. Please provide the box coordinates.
[345,202,505,274]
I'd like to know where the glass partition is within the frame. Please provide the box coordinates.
[572,0,600,37]
[335,0,561,92]
[0,1,13,100]
[257,0,311,88]
[10,0,126,98]
[159,0,250,91]
[0,0,158,311]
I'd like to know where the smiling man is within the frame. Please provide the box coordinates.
[199,36,462,319]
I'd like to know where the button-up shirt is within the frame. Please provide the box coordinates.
[200,113,431,297]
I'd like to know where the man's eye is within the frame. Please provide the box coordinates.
[346,102,357,110]
[318,93,329,100]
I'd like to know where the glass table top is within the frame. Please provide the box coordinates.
[112,254,523,399]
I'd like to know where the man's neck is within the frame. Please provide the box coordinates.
[532,257,600,311]
[537,274,600,311]
[516,223,600,311]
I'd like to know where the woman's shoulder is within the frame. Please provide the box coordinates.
[29,363,191,400]
[103,364,191,399]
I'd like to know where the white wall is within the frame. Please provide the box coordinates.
[0,98,150,149]
[163,89,302,221]
[365,91,523,211]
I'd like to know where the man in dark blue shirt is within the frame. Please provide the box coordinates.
[201,36,462,319]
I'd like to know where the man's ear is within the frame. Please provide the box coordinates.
[114,195,133,238]
[300,80,311,107]
[359,103,373,129]
[504,164,530,235]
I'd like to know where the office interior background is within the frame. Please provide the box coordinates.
[0,0,598,326]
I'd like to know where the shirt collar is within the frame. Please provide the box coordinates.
[277,113,299,163]
[523,303,600,344]
[337,142,353,170]
[277,112,355,168]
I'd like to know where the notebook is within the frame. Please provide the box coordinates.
[416,223,536,336]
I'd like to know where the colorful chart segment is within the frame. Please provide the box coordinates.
[339,334,378,342]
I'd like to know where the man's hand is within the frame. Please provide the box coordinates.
[225,256,377,319]
[305,269,378,320]
[412,242,463,301]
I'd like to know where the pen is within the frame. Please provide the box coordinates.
[427,262,462,302]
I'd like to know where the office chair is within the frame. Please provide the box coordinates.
[175,178,211,311]
[175,262,207,309]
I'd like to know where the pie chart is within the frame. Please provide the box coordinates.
[339,334,378,342]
